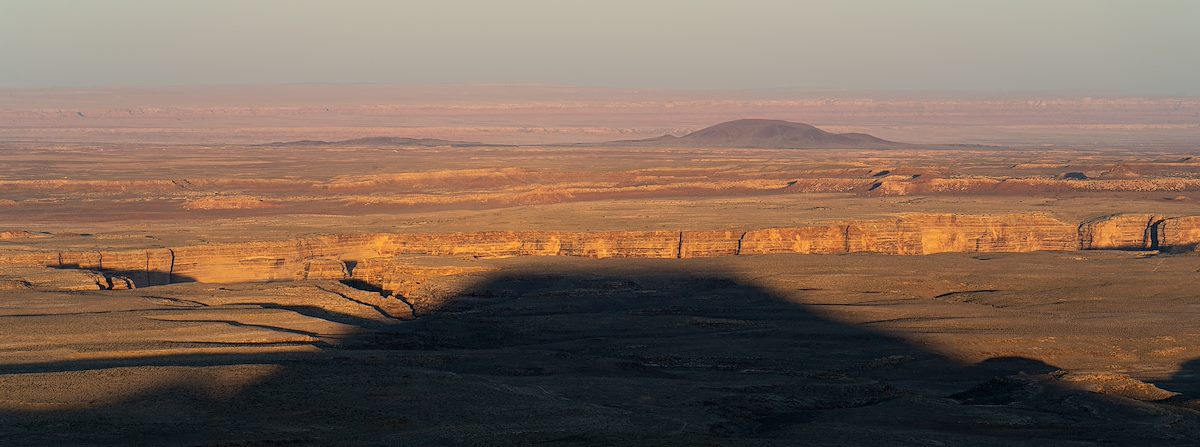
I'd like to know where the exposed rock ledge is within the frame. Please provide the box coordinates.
[1,213,1197,288]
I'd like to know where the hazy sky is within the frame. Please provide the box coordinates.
[1,0,1197,94]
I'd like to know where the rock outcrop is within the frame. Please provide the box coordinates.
[0,230,44,240]
[1057,372,1180,402]
[0,266,123,291]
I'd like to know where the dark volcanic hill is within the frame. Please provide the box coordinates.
[628,119,906,149]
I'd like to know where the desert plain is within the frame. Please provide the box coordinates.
[2,86,1200,445]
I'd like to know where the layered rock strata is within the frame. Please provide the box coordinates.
[1078,214,1163,250]
[740,214,1078,255]
[1077,214,1200,251]
[2,213,1197,290]
[1156,216,1200,251]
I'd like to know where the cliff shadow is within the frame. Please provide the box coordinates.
[2,265,1199,446]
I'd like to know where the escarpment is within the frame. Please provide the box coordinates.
[1078,214,1163,250]
[679,230,745,258]
[370,231,682,259]
[1156,216,1200,252]
[2,213,1197,290]
[1077,214,1200,252]
[862,176,1200,196]
[739,226,848,255]
[845,214,1078,254]
[740,214,1077,255]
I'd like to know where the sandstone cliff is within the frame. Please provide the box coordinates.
[1078,214,1163,250]
[864,176,1200,196]
[1156,216,1200,252]
[3,213,1197,291]
[741,214,1077,256]
[739,225,847,255]
[371,231,681,259]
[0,266,117,291]
[846,214,1077,255]
[679,230,745,258]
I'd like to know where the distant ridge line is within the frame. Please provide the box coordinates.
[256,119,983,149]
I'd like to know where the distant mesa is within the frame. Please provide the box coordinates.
[258,136,498,148]
[620,119,908,149]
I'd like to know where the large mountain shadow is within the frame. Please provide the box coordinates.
[1,265,1199,446]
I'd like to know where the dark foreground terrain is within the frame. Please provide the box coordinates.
[2,253,1199,446]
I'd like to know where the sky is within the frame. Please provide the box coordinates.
[1,0,1198,95]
